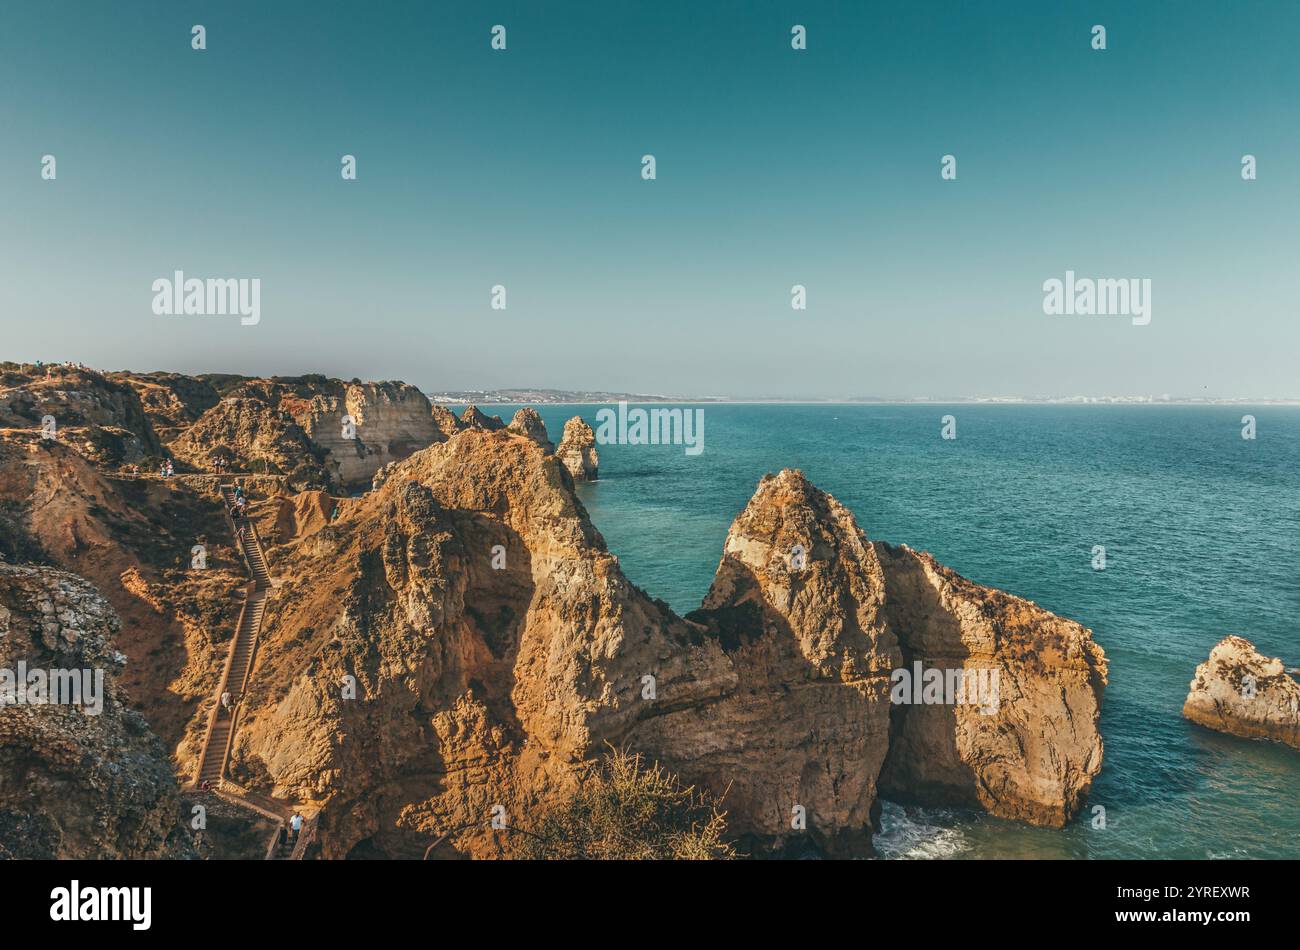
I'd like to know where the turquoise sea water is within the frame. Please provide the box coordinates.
[502,404,1300,859]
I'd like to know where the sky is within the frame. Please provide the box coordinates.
[1,1,1297,399]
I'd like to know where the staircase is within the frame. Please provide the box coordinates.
[189,482,320,859]
[192,483,273,788]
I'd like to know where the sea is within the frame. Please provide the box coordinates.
[479,403,1300,859]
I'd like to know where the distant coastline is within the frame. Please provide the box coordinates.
[429,389,1300,407]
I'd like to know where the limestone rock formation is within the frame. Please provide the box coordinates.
[1183,636,1300,749]
[506,408,553,452]
[0,563,192,858]
[0,364,1111,858]
[0,363,161,464]
[296,382,443,488]
[215,438,1104,858]
[651,470,902,855]
[111,371,221,443]
[0,438,251,773]
[555,416,598,481]
[459,405,505,431]
[430,405,463,441]
[171,395,323,482]
[873,542,1107,827]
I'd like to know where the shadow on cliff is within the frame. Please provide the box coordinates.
[676,559,888,859]
[872,542,981,813]
[319,509,538,860]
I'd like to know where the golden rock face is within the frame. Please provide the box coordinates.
[0,366,1109,859]
[1184,636,1300,750]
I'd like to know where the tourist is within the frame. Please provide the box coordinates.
[221,690,232,715]
[290,811,303,842]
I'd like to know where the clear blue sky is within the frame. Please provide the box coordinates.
[2,1,1297,398]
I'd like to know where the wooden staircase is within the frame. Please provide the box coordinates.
[192,483,273,788]
[189,481,320,859]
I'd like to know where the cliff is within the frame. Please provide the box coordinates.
[0,438,250,774]
[110,371,221,443]
[0,363,161,464]
[0,563,192,858]
[0,365,1112,859]
[171,395,324,481]
[873,542,1107,826]
[214,436,1105,858]
[294,381,444,488]
[459,405,505,431]
[1183,636,1300,749]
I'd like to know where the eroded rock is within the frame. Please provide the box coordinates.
[1183,636,1300,750]
[0,563,192,858]
[555,416,598,481]
[506,408,553,453]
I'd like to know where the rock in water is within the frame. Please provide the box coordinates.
[0,563,192,858]
[556,416,598,481]
[1183,636,1300,749]
[873,540,1108,827]
[658,469,902,856]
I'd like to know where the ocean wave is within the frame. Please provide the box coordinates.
[874,801,971,860]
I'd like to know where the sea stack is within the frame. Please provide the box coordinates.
[556,416,598,481]
[1183,636,1300,749]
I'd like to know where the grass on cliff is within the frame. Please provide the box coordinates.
[511,748,735,860]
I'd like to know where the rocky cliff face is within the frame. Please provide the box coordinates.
[555,416,598,481]
[110,371,221,443]
[216,437,1105,858]
[873,543,1107,826]
[295,382,443,488]
[171,395,324,481]
[1183,636,1300,750]
[430,405,463,440]
[0,364,1111,859]
[0,438,250,775]
[459,405,505,431]
[506,408,553,452]
[647,470,901,855]
[0,563,192,858]
[0,364,161,465]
